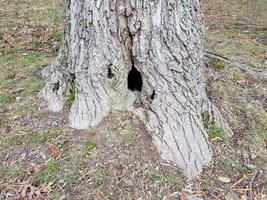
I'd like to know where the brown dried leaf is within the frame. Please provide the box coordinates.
[40,182,54,193]
[180,192,188,200]
[47,142,59,160]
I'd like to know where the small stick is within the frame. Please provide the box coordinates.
[248,170,258,200]
[231,174,247,190]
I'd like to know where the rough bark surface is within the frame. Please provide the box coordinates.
[39,0,232,178]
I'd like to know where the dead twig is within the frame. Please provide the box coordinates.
[231,174,247,190]
[248,170,258,200]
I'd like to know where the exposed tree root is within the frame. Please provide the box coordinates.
[205,51,267,78]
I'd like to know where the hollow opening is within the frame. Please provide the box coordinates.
[128,66,142,92]
[53,82,60,92]
[151,90,156,100]
[107,67,115,79]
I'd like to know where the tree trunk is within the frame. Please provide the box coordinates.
[39,0,232,179]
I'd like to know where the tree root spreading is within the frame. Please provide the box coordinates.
[205,52,267,78]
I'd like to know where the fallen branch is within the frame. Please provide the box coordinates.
[205,51,267,78]
[248,170,258,200]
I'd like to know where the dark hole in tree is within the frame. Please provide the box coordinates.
[107,68,114,79]
[53,82,60,92]
[128,66,142,92]
[70,73,76,81]
[151,90,156,100]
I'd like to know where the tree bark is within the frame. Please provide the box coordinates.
[39,0,232,179]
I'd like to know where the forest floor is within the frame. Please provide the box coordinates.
[0,0,266,199]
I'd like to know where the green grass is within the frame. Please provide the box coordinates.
[86,141,96,152]
[1,51,49,73]
[48,31,63,50]
[90,170,107,186]
[145,167,184,188]
[50,191,61,200]
[205,33,266,69]
[30,127,62,146]
[0,49,51,105]
[49,31,63,42]
[35,161,60,184]
[218,156,243,175]
[65,80,77,103]
[21,77,44,94]
[0,93,12,104]
[207,121,227,140]
[257,128,267,140]
[200,175,212,190]
[0,127,63,155]
[2,133,28,147]
[168,176,184,189]
[115,128,134,140]
[0,1,62,30]
[209,59,227,70]
[34,149,85,185]
[0,163,26,180]
[61,150,85,183]
[145,168,165,182]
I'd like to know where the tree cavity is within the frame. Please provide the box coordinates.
[128,66,142,92]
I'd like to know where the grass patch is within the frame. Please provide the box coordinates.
[61,150,85,184]
[207,121,227,140]
[209,59,227,70]
[50,191,61,200]
[145,168,165,182]
[30,128,62,146]
[200,175,212,190]
[0,79,16,90]
[65,80,76,103]
[35,149,85,185]
[145,167,184,188]
[21,77,44,94]
[3,133,28,147]
[232,71,243,81]
[257,128,267,140]
[86,141,96,152]
[115,128,134,140]
[0,163,26,181]
[35,161,60,184]
[49,31,62,42]
[0,93,12,104]
[1,52,49,74]
[168,176,184,189]
[90,170,107,186]
[48,31,62,47]
[218,156,243,175]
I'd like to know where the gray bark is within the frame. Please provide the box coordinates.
[39,0,232,179]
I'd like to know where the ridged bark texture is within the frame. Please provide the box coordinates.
[39,0,231,178]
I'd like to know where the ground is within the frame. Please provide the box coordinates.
[0,0,266,199]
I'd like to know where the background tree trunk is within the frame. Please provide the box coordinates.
[39,0,232,178]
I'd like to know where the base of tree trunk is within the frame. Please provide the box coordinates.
[39,0,232,179]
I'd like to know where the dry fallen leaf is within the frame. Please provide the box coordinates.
[218,176,231,183]
[40,182,54,193]
[180,192,188,200]
[47,142,59,160]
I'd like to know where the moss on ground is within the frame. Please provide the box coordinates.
[209,59,227,70]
